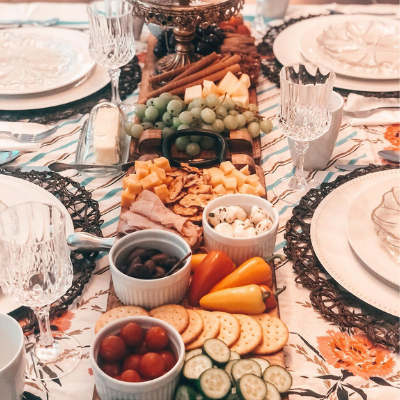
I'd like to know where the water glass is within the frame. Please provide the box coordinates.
[87,0,135,108]
[0,202,81,380]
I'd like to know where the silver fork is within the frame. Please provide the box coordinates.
[344,106,400,119]
[0,125,58,143]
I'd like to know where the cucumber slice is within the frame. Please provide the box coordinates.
[236,374,267,400]
[175,385,197,400]
[263,366,292,393]
[231,360,262,382]
[251,358,271,374]
[224,360,239,382]
[203,338,231,367]
[183,355,213,381]
[198,368,232,400]
[186,349,203,362]
[229,351,241,361]
[265,382,281,400]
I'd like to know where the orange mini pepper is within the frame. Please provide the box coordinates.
[260,285,287,311]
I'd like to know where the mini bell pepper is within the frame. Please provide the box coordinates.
[199,284,270,314]
[259,285,286,311]
[187,251,235,306]
[191,254,208,272]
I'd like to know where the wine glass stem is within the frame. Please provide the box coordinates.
[254,0,264,30]
[109,68,122,107]
[290,140,309,191]
[34,305,54,347]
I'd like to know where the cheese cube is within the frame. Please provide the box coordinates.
[227,169,247,187]
[153,157,172,172]
[255,183,266,197]
[154,184,169,202]
[184,85,203,104]
[141,172,163,190]
[246,174,260,188]
[220,161,235,175]
[150,165,167,182]
[239,184,256,195]
[208,167,224,186]
[213,184,227,195]
[127,179,142,195]
[136,166,149,180]
[203,80,219,96]
[135,161,149,171]
[239,73,251,89]
[165,176,174,187]
[226,190,235,195]
[232,94,249,107]
[232,81,248,97]
[122,175,136,190]
[93,106,121,165]
[223,177,237,191]
[217,72,239,95]
[121,190,136,208]
[240,165,250,176]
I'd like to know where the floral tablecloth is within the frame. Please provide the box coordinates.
[0,3,398,400]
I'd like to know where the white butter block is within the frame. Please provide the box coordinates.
[93,106,121,165]
[184,85,203,104]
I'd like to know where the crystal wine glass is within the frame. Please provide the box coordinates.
[87,0,135,109]
[273,64,335,204]
[0,202,81,380]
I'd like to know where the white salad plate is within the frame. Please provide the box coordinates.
[273,15,400,93]
[0,28,95,95]
[346,175,400,287]
[311,169,400,317]
[0,175,74,314]
[299,17,400,80]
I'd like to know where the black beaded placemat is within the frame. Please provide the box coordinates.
[284,164,399,351]
[0,57,141,125]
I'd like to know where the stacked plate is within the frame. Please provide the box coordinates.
[273,15,400,92]
[310,169,400,317]
[0,27,110,110]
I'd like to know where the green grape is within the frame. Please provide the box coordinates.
[172,95,181,101]
[192,97,205,108]
[212,119,225,133]
[124,120,134,133]
[242,111,255,122]
[236,114,246,128]
[201,108,216,124]
[141,122,154,130]
[167,99,183,116]
[134,104,147,120]
[205,94,220,108]
[215,106,228,120]
[178,124,190,130]
[202,124,214,131]
[155,121,166,130]
[200,136,215,150]
[248,122,261,138]
[175,136,190,150]
[190,107,203,120]
[162,111,173,126]
[260,119,273,134]
[162,126,176,138]
[235,101,244,108]
[189,135,201,142]
[143,117,153,123]
[146,98,155,107]
[144,105,159,121]
[223,115,238,131]
[248,103,258,112]
[179,111,193,125]
[160,92,173,103]
[172,116,181,128]
[129,124,143,138]
[186,142,201,157]
[228,110,239,116]
[153,97,168,110]
[187,102,196,111]
[221,98,235,111]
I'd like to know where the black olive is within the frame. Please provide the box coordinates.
[151,266,167,279]
[127,264,150,279]
[126,248,147,264]
[144,260,156,276]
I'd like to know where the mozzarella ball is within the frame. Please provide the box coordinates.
[243,218,253,227]
[226,206,247,221]
[231,219,245,229]
[250,206,271,226]
[255,219,273,235]
[233,224,257,238]
[208,207,235,226]
[214,222,234,237]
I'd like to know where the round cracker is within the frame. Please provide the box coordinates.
[230,314,263,355]
[181,309,204,345]
[149,305,189,333]
[251,314,289,355]
[185,310,220,351]
[95,306,149,334]
[212,312,241,347]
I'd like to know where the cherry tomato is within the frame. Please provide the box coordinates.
[158,350,176,372]
[145,326,169,351]
[134,341,150,355]
[99,335,127,362]
[120,369,141,382]
[120,322,144,347]
[100,361,122,377]
[139,353,165,379]
[123,354,142,372]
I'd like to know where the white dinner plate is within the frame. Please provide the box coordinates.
[346,175,400,286]
[299,17,400,80]
[0,28,96,95]
[0,64,109,111]
[311,169,400,317]
[0,175,74,314]
[273,16,400,93]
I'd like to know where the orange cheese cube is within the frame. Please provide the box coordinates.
[226,169,247,187]
[165,176,174,187]
[246,174,260,188]
[223,177,237,191]
[153,157,171,172]
[135,161,150,171]
[208,167,224,186]
[123,174,139,189]
[255,183,266,197]
[240,165,250,176]
[150,165,167,182]
[136,166,149,180]
[127,179,142,195]
[239,184,256,195]
[153,184,169,202]
[121,190,136,208]
[213,184,227,195]
[220,161,235,175]
[226,190,235,195]
[141,172,163,190]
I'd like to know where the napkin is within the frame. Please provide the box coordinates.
[344,94,400,127]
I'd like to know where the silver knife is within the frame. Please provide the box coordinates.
[335,164,370,171]
[378,150,400,163]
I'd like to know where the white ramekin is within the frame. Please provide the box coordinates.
[109,230,192,309]
[202,194,279,265]
[90,316,185,400]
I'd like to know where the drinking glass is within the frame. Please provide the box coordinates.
[273,64,335,204]
[87,0,135,108]
[0,202,81,380]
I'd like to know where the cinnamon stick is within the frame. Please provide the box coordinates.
[149,65,187,86]
[172,52,219,82]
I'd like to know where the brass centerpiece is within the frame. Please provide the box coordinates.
[129,0,244,72]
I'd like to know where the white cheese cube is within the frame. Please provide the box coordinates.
[184,85,203,104]
[203,80,219,96]
[217,71,239,95]
[239,73,251,89]
[232,81,248,97]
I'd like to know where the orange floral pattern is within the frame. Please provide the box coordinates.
[317,330,395,379]
[51,311,75,332]
[384,124,400,150]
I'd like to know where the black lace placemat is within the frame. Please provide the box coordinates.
[0,57,142,125]
[284,164,399,351]
[257,15,400,99]
[0,168,103,332]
